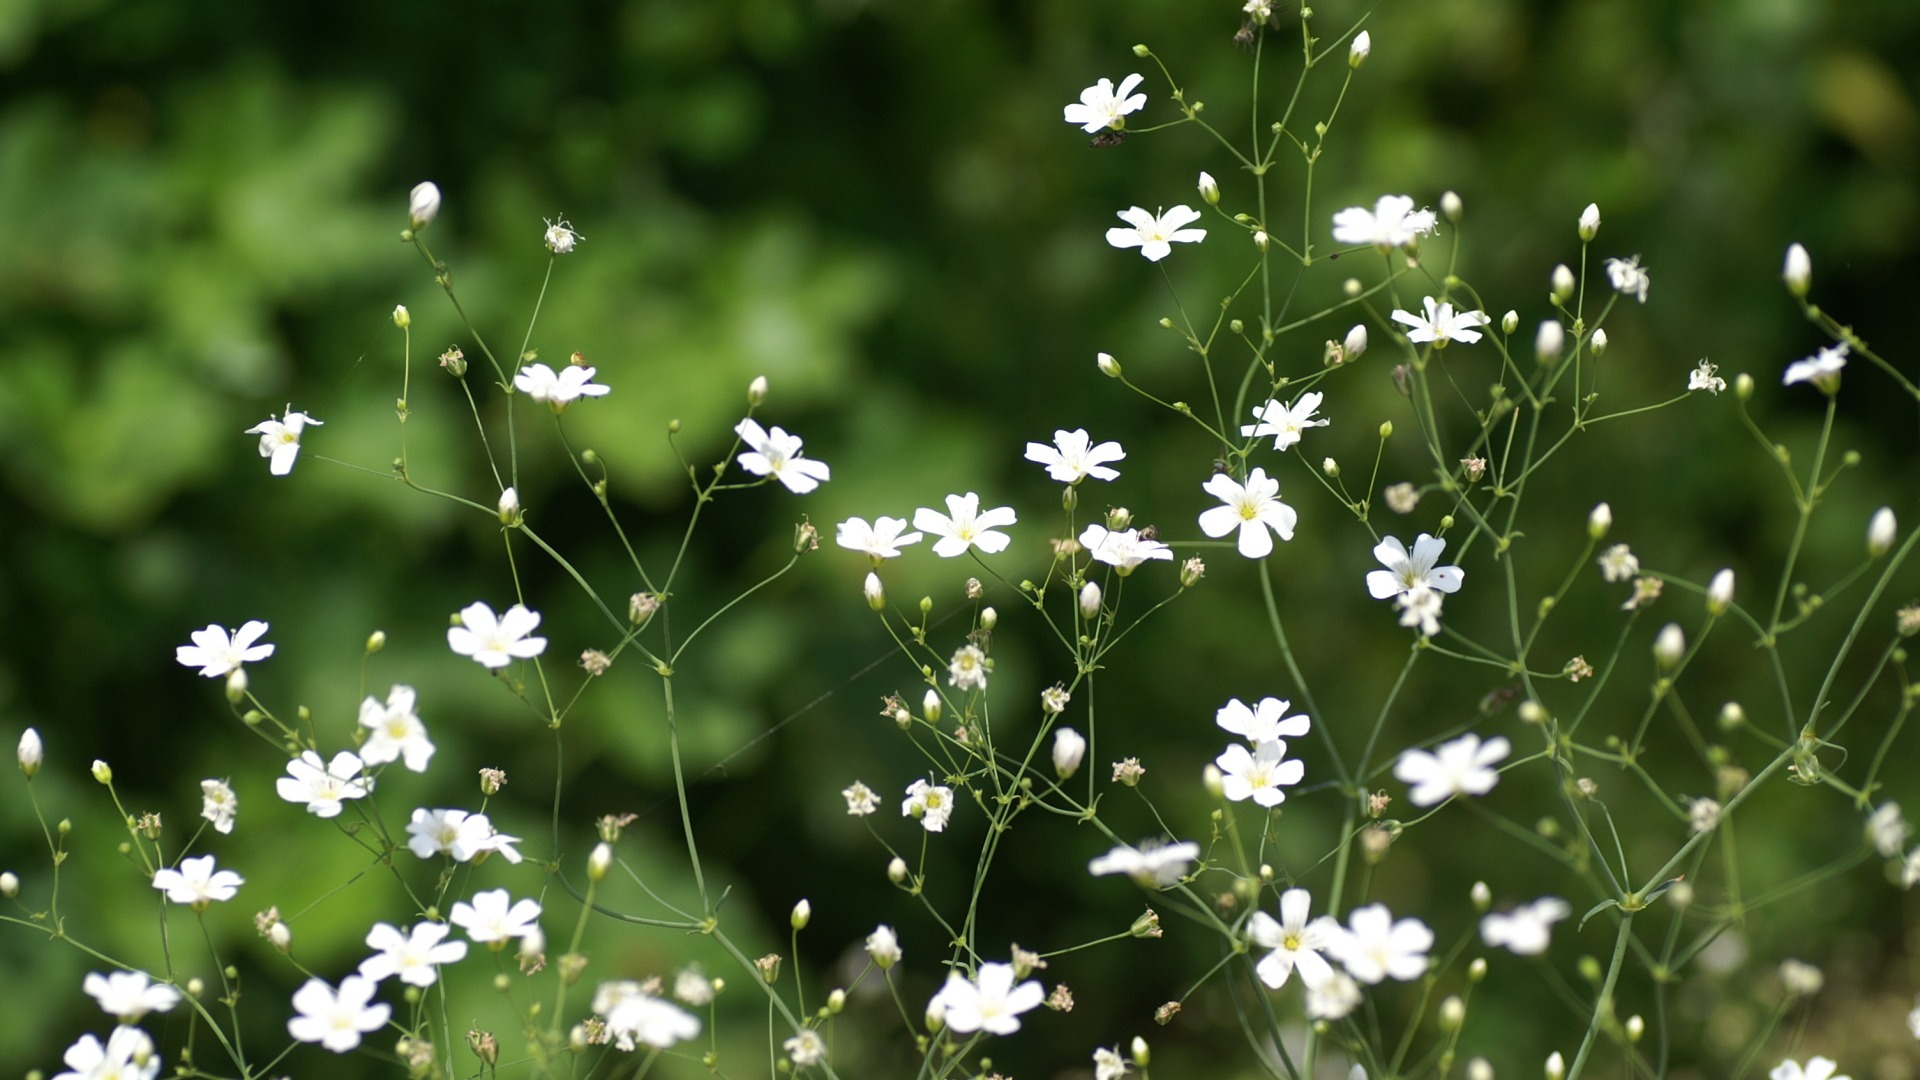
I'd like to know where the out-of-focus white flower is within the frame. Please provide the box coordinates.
[358,922,468,987]
[1397,585,1445,637]
[1778,958,1824,997]
[1331,195,1435,250]
[1783,345,1847,393]
[673,967,715,1006]
[450,888,542,946]
[1079,524,1173,574]
[83,971,181,1023]
[1306,972,1363,1020]
[1393,733,1510,807]
[1088,840,1200,887]
[1606,256,1650,303]
[1391,296,1490,347]
[1216,697,1309,745]
[1783,243,1811,297]
[53,1026,160,1080]
[1327,903,1432,983]
[594,981,701,1050]
[1063,74,1147,133]
[1689,358,1726,394]
[902,779,955,832]
[246,408,322,476]
[1537,320,1566,364]
[358,685,434,772]
[1869,803,1909,858]
[448,601,548,668]
[1241,392,1329,451]
[784,1029,827,1067]
[929,963,1045,1035]
[1479,898,1571,955]
[1597,544,1639,583]
[405,808,523,864]
[867,924,902,969]
[199,779,237,834]
[1867,507,1897,558]
[1053,727,1087,778]
[1095,1046,1131,1080]
[1768,1057,1849,1080]
[176,621,274,678]
[842,781,879,816]
[1690,797,1722,833]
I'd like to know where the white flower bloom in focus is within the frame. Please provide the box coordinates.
[1391,296,1491,347]
[842,781,879,816]
[448,601,548,668]
[1769,1057,1850,1080]
[1214,740,1304,807]
[53,1026,160,1080]
[1247,888,1344,989]
[514,362,610,411]
[948,645,989,691]
[902,779,955,832]
[358,684,434,772]
[543,217,581,253]
[1062,74,1147,133]
[835,516,923,561]
[151,855,243,907]
[83,971,181,1022]
[358,921,468,987]
[1106,205,1207,262]
[175,620,274,678]
[1026,428,1125,483]
[1088,840,1201,887]
[1393,733,1510,807]
[735,418,831,494]
[1216,697,1310,745]
[1241,392,1329,451]
[198,779,237,834]
[287,975,391,1053]
[1328,903,1433,983]
[450,888,542,945]
[245,407,322,477]
[1480,897,1571,955]
[914,493,1018,558]
[784,1029,826,1067]
[1095,1045,1131,1080]
[1198,467,1297,559]
[276,750,372,819]
[930,963,1045,1035]
[1605,256,1651,303]
[1331,195,1436,249]
[1080,524,1173,574]
[1689,358,1726,395]
[1783,344,1848,392]
[406,807,524,864]
[867,924,902,968]
[1366,534,1464,599]
[1869,803,1909,858]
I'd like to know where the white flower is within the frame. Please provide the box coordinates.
[1688,358,1726,394]
[596,984,700,1050]
[275,751,372,819]
[1393,733,1510,807]
[358,922,467,988]
[1870,507,1898,557]
[914,493,1018,558]
[1106,205,1207,262]
[1088,840,1201,887]
[448,601,548,668]
[1331,195,1436,249]
[673,967,715,1006]
[1904,848,1920,889]
[245,407,322,476]
[1063,73,1147,133]
[198,779,237,834]
[1783,344,1847,392]
[1198,468,1297,559]
[52,1027,160,1080]
[406,808,523,864]
[1396,585,1444,637]
[785,1029,827,1067]
[1328,903,1433,983]
[1391,296,1491,347]
[1095,1046,1132,1080]
[1216,697,1310,745]
[1769,1057,1850,1080]
[1348,29,1372,67]
[1241,392,1330,451]
[18,726,42,777]
[1869,803,1909,858]
[408,181,440,228]
[903,779,955,832]
[949,644,989,691]
[1908,995,1920,1039]
[543,216,581,254]
[835,516,923,560]
[1597,544,1639,583]
[1690,797,1722,833]
[1214,741,1304,807]
[1053,727,1087,778]
[1247,888,1344,989]
[514,362,609,412]
[1079,524,1173,574]
[867,925,902,968]
[930,963,1045,1035]
[151,855,243,907]
[842,781,879,816]
[1605,256,1651,303]
[450,888,542,945]
[1026,428,1125,483]
[1480,897,1571,956]
[735,418,831,494]
[1305,972,1363,1020]
[175,620,274,678]
[287,975,391,1053]
[1366,534,1465,599]
[1344,324,1369,359]
[83,971,181,1022]
[358,685,435,772]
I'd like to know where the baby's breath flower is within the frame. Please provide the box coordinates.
[735,419,830,494]
[1106,206,1207,262]
[866,925,902,969]
[915,493,1017,557]
[1565,655,1595,681]
[1383,482,1420,515]
[1241,392,1329,451]
[1783,345,1847,393]
[1480,898,1570,955]
[1597,544,1639,583]
[17,727,41,777]
[1040,685,1071,715]
[1537,320,1566,364]
[1690,797,1722,833]
[902,779,954,832]
[176,621,274,678]
[1062,74,1147,133]
[543,217,581,254]
[1783,243,1811,297]
[1624,575,1664,610]
[245,407,323,477]
[1332,195,1435,250]
[408,181,441,228]
[1867,803,1908,858]
[1111,757,1145,786]
[1578,202,1601,241]
[1199,468,1297,557]
[948,644,989,691]
[1394,734,1509,807]
[199,779,237,835]
[1088,840,1199,887]
[1605,255,1650,303]
[1778,959,1824,997]
[1052,728,1086,778]
[1392,296,1490,347]
[1689,358,1726,394]
[842,781,879,816]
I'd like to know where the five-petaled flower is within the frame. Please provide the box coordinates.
[1393,732,1511,807]
[930,962,1046,1035]
[1366,534,1465,600]
[835,516,923,561]
[1217,697,1310,744]
[276,750,372,818]
[1198,468,1297,559]
[450,888,542,945]
[1391,296,1491,347]
[176,621,274,678]
[914,493,1018,558]
[902,778,956,832]
[358,921,469,987]
[448,601,548,668]
[1331,195,1438,250]
[1327,903,1433,983]
[245,407,322,476]
[152,855,243,908]
[287,975,391,1053]
[199,779,238,834]
[1480,897,1571,956]
[1242,392,1329,451]
[1088,840,1201,887]
[1215,740,1305,807]
[406,807,524,864]
[358,685,435,772]
[1605,256,1651,303]
[1247,888,1344,989]
[514,362,610,412]
[1080,524,1173,574]
[83,971,181,1023]
[736,418,832,494]
[1769,1058,1850,1080]
[54,1026,160,1080]
[595,981,702,1050]
[1026,429,1125,484]
[1106,205,1207,262]
[1062,74,1147,133]
[1783,344,1847,393]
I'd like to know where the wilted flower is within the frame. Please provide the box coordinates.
[902,779,955,832]
[543,217,581,253]
[199,779,237,835]
[1605,256,1650,303]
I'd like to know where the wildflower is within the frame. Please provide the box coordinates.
[1654,623,1686,668]
[18,727,41,777]
[357,685,434,772]
[1198,467,1297,558]
[1689,358,1725,394]
[1768,1058,1849,1080]
[543,217,581,253]
[948,644,989,691]
[1783,243,1811,297]
[1110,757,1145,786]
[1393,733,1510,807]
[1578,202,1601,240]
[914,493,1018,557]
[1026,429,1125,483]
[1053,727,1086,778]
[1080,524,1173,573]
[1366,533,1465,600]
[406,808,523,864]
[1197,170,1219,205]
[1328,903,1433,983]
[1095,1046,1131,1080]
[1305,973,1363,1020]
[1624,575,1664,611]
[1779,959,1824,997]
[902,779,955,833]
[1344,324,1369,360]
[842,781,879,816]
[673,967,714,1006]
[1396,585,1444,637]
[1348,29,1371,68]
[930,963,1046,1035]
[1241,392,1329,451]
[1904,849,1920,889]
[596,983,700,1050]
[1247,888,1343,989]
[1869,803,1909,858]
[199,779,237,834]
[276,751,372,818]
[1062,74,1146,133]
[450,889,542,946]
[1215,741,1304,807]
[1537,320,1566,364]
[1216,697,1309,744]
[513,362,610,412]
[1088,840,1200,887]
[1106,205,1207,262]
[835,516,923,561]
[448,601,548,668]
[53,1027,160,1080]
[1605,256,1651,303]
[359,922,469,987]
[175,621,274,678]
[1383,482,1420,514]
[152,855,243,908]
[1690,797,1722,833]
[867,925,902,969]
[1331,195,1436,249]
[1565,656,1595,681]
[735,418,831,494]
[83,971,181,1023]
[245,407,322,476]
[1479,898,1571,955]
[1590,328,1610,356]
[1391,296,1491,347]
[1783,345,1847,393]
[785,1029,826,1067]
[1868,507,1897,557]
[408,181,440,228]
[1041,685,1072,715]
[1598,544,1639,583]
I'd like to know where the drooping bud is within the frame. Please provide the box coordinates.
[864,572,886,612]
[1097,352,1122,378]
[1052,728,1086,779]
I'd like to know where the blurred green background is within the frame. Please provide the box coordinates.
[3,0,1919,1076]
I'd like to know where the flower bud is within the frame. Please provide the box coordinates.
[747,375,768,407]
[1654,623,1685,669]
[1344,324,1368,359]
[1577,203,1600,241]
[0,871,17,897]
[269,922,292,953]
[979,607,997,631]
[864,572,886,612]
[588,842,612,882]
[1053,728,1086,779]
[1441,190,1463,222]
[1439,995,1465,1031]
[1467,1058,1494,1080]
[497,487,521,526]
[1322,457,1339,477]
[828,988,846,1013]
[393,305,411,329]
[1468,956,1487,983]
[1132,43,1150,56]
[1097,352,1122,378]
[1180,556,1206,588]
[18,728,42,778]
[1080,581,1102,620]
[1868,507,1897,557]
[224,667,248,704]
[1529,320,1565,367]
[1197,171,1220,206]
[1589,328,1608,357]
[1551,264,1575,303]
[1783,243,1811,298]
[1501,309,1519,335]
[91,759,113,785]
[1201,763,1225,799]
[922,689,941,725]
[1707,569,1734,615]
[1107,506,1131,530]
[1470,880,1491,910]
[1588,502,1612,539]
[409,182,441,229]
[1546,1051,1566,1080]
[887,856,908,884]
[1348,30,1371,68]
[1624,1014,1644,1043]
[790,899,811,930]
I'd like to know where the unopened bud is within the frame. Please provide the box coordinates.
[1535,320,1565,366]
[864,572,886,612]
[1868,507,1897,557]
[1589,328,1608,357]
[1080,581,1102,620]
[1783,243,1811,298]
[980,607,997,631]
[1344,324,1368,360]
[1470,881,1491,910]
[1546,1050,1566,1080]
[1097,352,1122,378]
[828,988,846,1014]
[1348,30,1371,68]
[588,842,612,882]
[1551,265,1575,303]
[1197,171,1220,206]
[1654,623,1685,669]
[1707,569,1734,615]
[1053,728,1086,779]
[18,728,43,778]
[1718,701,1746,730]
[1625,1014,1644,1043]
[1378,421,1393,439]
[1202,763,1225,799]
[1468,957,1487,982]
[791,899,811,930]
[1501,309,1518,335]
[1587,502,1612,539]
[408,182,441,229]
[1253,229,1269,251]
[1577,202,1600,241]
[91,760,112,785]
[887,856,908,884]
[747,375,768,407]
[1441,190,1463,222]
[922,689,941,724]
[392,305,411,329]
[270,922,292,953]
[0,871,16,897]
[1322,457,1339,478]
[1439,995,1465,1031]
[498,487,521,526]
[1467,1058,1494,1080]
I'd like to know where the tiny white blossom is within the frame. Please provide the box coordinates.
[735,418,831,494]
[1241,392,1329,451]
[1869,803,1909,859]
[1396,585,1445,637]
[199,779,237,835]
[1062,74,1147,133]
[1598,544,1639,583]
[1095,1046,1132,1080]
[842,781,879,816]
[449,888,542,945]
[902,779,955,833]
[1689,358,1726,394]
[287,976,392,1053]
[1079,524,1173,574]
[1106,205,1207,262]
[1306,972,1363,1020]
[1690,797,1722,833]
[673,967,715,1006]
[358,685,435,772]
[1605,256,1651,303]
[175,620,274,678]
[929,963,1045,1035]
[1198,468,1297,559]
[83,971,181,1023]
[835,516,923,561]
[1783,344,1847,392]
[151,855,243,907]
[1246,888,1344,989]
[448,601,548,668]
[275,750,372,819]
[866,925,902,968]
[914,493,1018,557]
[784,1029,827,1067]
[1768,1057,1850,1080]
[1215,741,1305,807]
[1393,733,1510,807]
[1391,296,1491,347]
[54,1026,160,1080]
[514,362,610,411]
[948,644,989,691]
[1480,897,1571,956]
[245,407,322,476]
[1088,840,1200,887]
[543,216,581,253]
[406,807,524,864]
[358,922,468,987]
[1215,697,1310,745]
[1328,903,1433,983]
[1026,428,1125,483]
[1331,195,1435,249]
[1366,534,1464,599]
